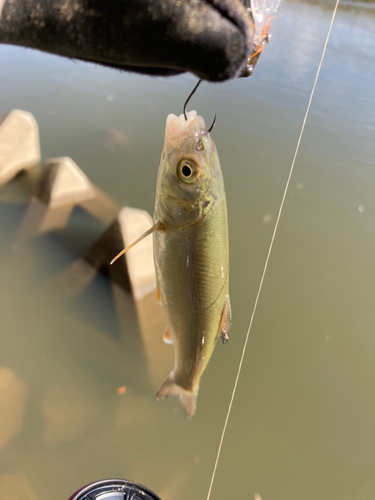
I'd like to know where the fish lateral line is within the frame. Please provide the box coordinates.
[110,220,165,265]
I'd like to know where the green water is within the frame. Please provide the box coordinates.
[0,1,374,499]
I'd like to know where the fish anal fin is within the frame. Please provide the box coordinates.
[163,326,173,345]
[110,220,164,265]
[157,375,198,419]
[218,295,231,344]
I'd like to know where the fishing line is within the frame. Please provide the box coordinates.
[206,1,341,498]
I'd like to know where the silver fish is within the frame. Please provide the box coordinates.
[111,110,231,417]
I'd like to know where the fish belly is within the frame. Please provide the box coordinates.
[154,196,229,392]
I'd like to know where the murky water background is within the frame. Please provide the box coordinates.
[0,1,374,499]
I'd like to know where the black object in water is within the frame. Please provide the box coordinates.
[69,479,161,500]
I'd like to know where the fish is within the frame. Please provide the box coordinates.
[111,110,231,418]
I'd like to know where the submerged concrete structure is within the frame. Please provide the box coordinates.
[0,109,40,186]
[18,156,119,238]
[2,109,170,391]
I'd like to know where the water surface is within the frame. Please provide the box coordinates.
[0,2,374,499]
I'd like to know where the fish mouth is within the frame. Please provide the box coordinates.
[164,110,206,146]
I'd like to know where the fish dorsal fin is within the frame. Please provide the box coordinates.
[110,220,164,265]
[218,295,231,344]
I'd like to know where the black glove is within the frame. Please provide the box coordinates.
[0,0,253,81]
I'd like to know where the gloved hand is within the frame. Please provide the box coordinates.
[0,0,254,81]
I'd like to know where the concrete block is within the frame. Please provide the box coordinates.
[50,207,171,390]
[86,207,170,388]
[85,206,156,300]
[35,157,96,208]
[17,157,119,240]
[0,109,40,186]
[0,367,27,452]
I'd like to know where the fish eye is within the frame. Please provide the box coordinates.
[177,159,198,184]
[182,165,192,177]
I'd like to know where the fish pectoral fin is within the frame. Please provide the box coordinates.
[163,326,173,345]
[156,286,162,305]
[110,220,164,265]
[218,295,231,344]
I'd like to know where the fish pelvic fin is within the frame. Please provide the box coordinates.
[218,295,231,344]
[110,220,164,265]
[163,326,173,345]
[156,375,198,419]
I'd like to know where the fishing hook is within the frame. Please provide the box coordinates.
[183,79,202,120]
[207,113,216,133]
[183,79,217,133]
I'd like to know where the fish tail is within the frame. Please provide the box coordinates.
[156,375,198,419]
